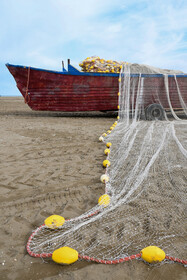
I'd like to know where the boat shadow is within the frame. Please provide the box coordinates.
[0,110,118,118]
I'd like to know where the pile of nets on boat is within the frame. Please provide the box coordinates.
[27,62,187,265]
[79,56,183,75]
[79,56,184,74]
[79,56,125,73]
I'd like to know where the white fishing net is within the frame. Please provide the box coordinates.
[28,63,187,262]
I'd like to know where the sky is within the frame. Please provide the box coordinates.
[0,0,187,96]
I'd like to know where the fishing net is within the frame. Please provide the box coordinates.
[27,63,187,264]
[79,56,125,73]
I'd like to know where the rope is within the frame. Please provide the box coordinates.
[26,226,187,265]
[25,66,31,104]
[78,253,141,264]
[26,209,100,258]
[165,255,187,265]
[78,254,187,264]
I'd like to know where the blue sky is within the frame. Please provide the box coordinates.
[0,0,186,96]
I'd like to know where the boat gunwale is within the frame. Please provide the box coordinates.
[6,63,187,78]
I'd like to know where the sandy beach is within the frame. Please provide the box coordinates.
[0,97,186,280]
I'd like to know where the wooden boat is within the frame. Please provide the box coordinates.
[6,60,119,112]
[6,60,187,118]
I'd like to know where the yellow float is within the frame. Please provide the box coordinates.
[106,142,112,148]
[104,148,111,155]
[103,160,111,167]
[98,194,110,207]
[100,174,109,183]
[44,215,65,229]
[52,247,78,265]
[141,246,166,263]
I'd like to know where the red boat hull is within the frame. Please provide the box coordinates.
[125,75,187,110]
[6,64,119,111]
[6,64,187,112]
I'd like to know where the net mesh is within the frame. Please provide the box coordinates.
[27,63,187,263]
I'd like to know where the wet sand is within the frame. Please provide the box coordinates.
[0,97,186,280]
